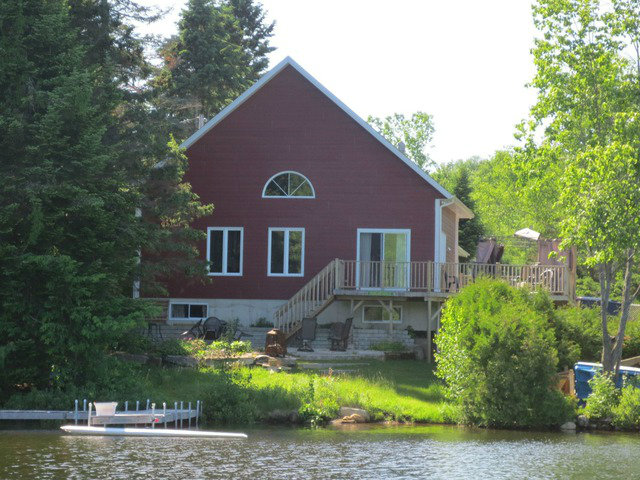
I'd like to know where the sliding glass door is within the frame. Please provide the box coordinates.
[357,229,410,289]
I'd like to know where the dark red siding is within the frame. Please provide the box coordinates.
[167,65,444,300]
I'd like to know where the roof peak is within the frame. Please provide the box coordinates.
[180,56,452,199]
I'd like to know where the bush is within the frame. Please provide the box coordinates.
[251,317,274,328]
[612,385,640,430]
[552,306,602,366]
[583,373,619,421]
[435,279,573,428]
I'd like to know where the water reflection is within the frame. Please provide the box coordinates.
[1,425,639,479]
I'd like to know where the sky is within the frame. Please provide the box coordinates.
[139,0,538,165]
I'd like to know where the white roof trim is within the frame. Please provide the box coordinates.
[180,56,452,199]
[441,197,474,219]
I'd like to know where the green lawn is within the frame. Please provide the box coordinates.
[139,360,456,424]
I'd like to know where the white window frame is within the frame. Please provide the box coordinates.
[361,304,403,323]
[169,301,209,323]
[267,227,305,277]
[206,227,244,276]
[262,171,316,198]
[355,228,411,290]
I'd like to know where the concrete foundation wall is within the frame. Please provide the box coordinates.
[166,298,285,327]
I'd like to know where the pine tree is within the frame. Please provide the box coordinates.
[0,0,211,396]
[454,168,485,257]
[154,0,274,136]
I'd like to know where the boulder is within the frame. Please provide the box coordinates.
[560,421,576,431]
[112,352,148,365]
[341,413,366,424]
[576,415,589,428]
[267,409,299,424]
[146,355,163,367]
[164,355,198,367]
[253,354,271,365]
[339,407,370,422]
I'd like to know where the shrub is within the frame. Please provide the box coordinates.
[435,279,573,428]
[552,306,602,366]
[297,377,339,426]
[583,373,619,421]
[612,385,640,430]
[251,317,274,328]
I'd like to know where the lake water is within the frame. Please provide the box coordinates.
[1,424,640,479]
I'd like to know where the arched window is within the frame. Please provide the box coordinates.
[262,171,315,198]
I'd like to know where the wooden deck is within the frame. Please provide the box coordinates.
[274,259,571,332]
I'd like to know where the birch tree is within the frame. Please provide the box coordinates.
[520,0,640,372]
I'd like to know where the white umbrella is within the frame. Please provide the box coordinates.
[514,228,541,241]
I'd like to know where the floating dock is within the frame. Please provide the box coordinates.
[60,425,247,438]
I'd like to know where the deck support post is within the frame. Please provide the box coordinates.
[427,300,432,364]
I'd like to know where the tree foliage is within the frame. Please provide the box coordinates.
[154,0,274,137]
[0,0,213,398]
[514,0,640,372]
[432,158,485,257]
[367,112,435,170]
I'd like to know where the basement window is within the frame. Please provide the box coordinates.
[169,302,208,322]
[362,305,402,323]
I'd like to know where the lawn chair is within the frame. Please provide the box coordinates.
[297,317,317,352]
[329,317,353,351]
[181,319,205,339]
[202,317,227,340]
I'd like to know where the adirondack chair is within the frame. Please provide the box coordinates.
[296,317,317,352]
[329,317,353,351]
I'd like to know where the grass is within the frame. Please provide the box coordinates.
[3,359,457,426]
[138,360,456,424]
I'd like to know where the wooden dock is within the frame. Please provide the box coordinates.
[0,399,202,428]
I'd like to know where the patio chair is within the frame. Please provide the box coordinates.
[181,319,205,339]
[297,317,317,352]
[329,317,353,351]
[202,316,227,340]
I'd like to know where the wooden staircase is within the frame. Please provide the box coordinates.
[274,258,342,336]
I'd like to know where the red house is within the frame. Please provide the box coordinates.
[161,57,569,350]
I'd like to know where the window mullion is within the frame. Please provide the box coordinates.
[222,229,228,274]
[283,230,290,275]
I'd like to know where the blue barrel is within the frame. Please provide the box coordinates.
[574,362,640,401]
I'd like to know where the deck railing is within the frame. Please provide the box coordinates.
[274,258,341,333]
[274,259,568,332]
[339,260,567,296]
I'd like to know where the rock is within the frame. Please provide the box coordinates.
[253,354,271,365]
[560,421,576,431]
[146,355,162,367]
[112,352,148,364]
[267,409,299,424]
[164,355,198,367]
[412,345,426,361]
[341,413,366,424]
[280,357,297,368]
[338,407,370,422]
[576,415,589,428]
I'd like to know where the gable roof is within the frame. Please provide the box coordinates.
[181,56,453,199]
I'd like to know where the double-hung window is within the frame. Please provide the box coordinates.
[268,228,304,276]
[207,227,243,276]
